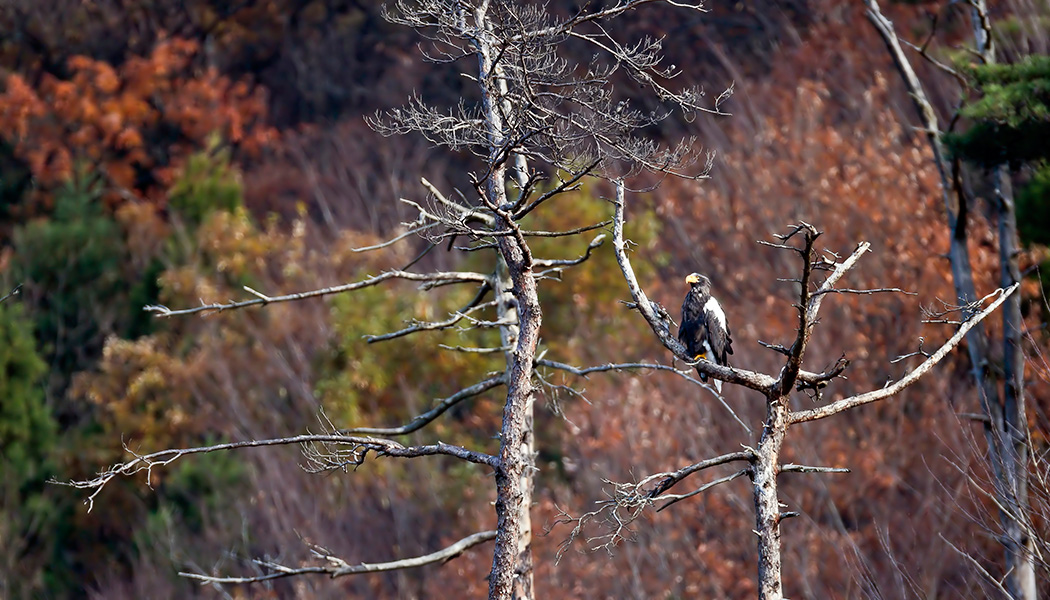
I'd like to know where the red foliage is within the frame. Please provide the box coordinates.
[0,36,275,208]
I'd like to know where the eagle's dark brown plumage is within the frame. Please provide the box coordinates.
[678,273,733,392]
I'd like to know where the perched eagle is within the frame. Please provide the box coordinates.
[678,273,733,392]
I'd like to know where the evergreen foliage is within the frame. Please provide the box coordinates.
[0,302,63,599]
[12,175,127,403]
[944,55,1050,168]
[945,55,1050,248]
[1018,163,1050,247]
[168,138,244,227]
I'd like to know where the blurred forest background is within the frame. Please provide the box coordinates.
[1,0,1049,598]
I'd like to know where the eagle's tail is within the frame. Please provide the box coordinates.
[696,369,723,394]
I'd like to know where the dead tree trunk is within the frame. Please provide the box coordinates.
[994,170,1036,599]
[971,4,1034,594]
[493,255,535,600]
[475,8,539,595]
[753,396,788,599]
[489,236,540,600]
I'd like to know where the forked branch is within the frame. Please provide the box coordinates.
[790,283,1018,424]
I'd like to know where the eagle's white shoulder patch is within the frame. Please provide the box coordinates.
[703,296,727,330]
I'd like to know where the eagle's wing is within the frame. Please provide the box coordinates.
[703,297,731,367]
[680,293,711,381]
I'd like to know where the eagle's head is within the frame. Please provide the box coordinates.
[685,273,712,293]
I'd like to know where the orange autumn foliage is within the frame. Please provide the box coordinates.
[0,36,275,207]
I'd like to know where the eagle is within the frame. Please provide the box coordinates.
[678,273,733,392]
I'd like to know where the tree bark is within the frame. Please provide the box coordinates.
[494,257,535,600]
[474,6,539,597]
[754,395,789,600]
[488,232,540,600]
[992,145,1036,600]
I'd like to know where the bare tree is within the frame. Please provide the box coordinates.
[62,1,728,598]
[862,1,1036,596]
[555,197,1015,599]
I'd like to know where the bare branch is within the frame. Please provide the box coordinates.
[758,340,791,356]
[645,450,756,498]
[810,287,917,297]
[519,0,707,42]
[419,177,496,226]
[59,433,497,511]
[523,221,611,238]
[512,159,601,219]
[796,356,851,390]
[790,284,1018,424]
[350,222,441,252]
[145,270,489,317]
[300,437,495,473]
[0,284,21,304]
[656,468,749,512]
[365,283,493,342]
[439,344,510,354]
[780,464,850,475]
[552,450,752,558]
[344,374,506,436]
[180,530,497,583]
[534,234,606,268]
[890,337,932,363]
[535,358,751,434]
[537,358,691,378]
[773,223,872,397]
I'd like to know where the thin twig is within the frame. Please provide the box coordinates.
[536,358,751,434]
[0,284,21,304]
[939,534,1014,599]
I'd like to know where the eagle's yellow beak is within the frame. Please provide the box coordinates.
[685,273,701,284]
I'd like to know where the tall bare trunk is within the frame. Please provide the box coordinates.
[993,170,1036,599]
[865,2,1035,596]
[473,4,538,597]
[970,3,1035,594]
[494,257,535,600]
[488,233,540,599]
[754,395,789,600]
